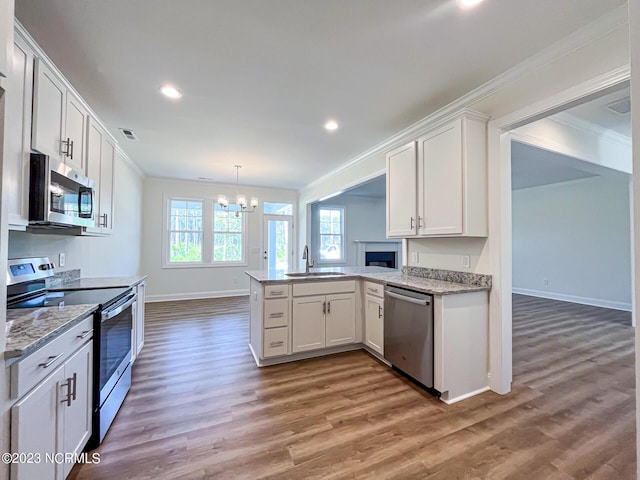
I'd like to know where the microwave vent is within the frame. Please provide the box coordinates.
[605,97,631,115]
[119,128,138,141]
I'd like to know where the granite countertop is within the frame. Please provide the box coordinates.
[5,304,98,361]
[245,266,491,296]
[49,274,147,291]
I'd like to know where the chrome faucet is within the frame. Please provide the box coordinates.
[302,245,315,274]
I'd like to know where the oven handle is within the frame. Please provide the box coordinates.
[101,293,136,322]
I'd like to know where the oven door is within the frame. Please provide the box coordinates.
[99,292,135,405]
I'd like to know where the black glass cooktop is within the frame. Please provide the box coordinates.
[8,287,129,309]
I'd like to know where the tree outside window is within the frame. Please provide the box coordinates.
[169,199,203,263]
[319,207,344,261]
[214,205,244,262]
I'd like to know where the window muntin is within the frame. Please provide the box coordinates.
[319,207,344,261]
[213,205,244,263]
[168,199,203,263]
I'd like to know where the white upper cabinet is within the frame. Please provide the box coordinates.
[32,57,89,173]
[386,111,488,238]
[32,58,65,162]
[5,33,34,230]
[0,0,12,79]
[86,119,115,234]
[386,141,418,237]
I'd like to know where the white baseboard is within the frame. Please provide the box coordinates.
[512,287,632,312]
[440,386,491,405]
[146,289,249,303]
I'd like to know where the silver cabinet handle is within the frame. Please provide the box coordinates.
[410,217,415,229]
[367,287,379,294]
[322,301,326,314]
[70,372,77,401]
[378,305,383,319]
[269,340,284,347]
[77,330,92,340]
[69,139,74,160]
[39,353,64,369]
[61,138,71,157]
[100,213,108,227]
[270,290,284,296]
[269,312,284,318]
[61,378,72,407]
[418,216,423,229]
[327,301,331,314]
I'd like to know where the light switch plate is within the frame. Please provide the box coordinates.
[411,252,418,263]
[59,253,66,268]
[462,255,470,268]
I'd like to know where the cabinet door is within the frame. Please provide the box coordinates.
[136,282,145,356]
[386,141,417,237]
[99,140,116,233]
[11,367,65,480]
[365,295,384,354]
[325,293,355,347]
[292,297,325,352]
[32,59,65,161]
[61,341,93,479]
[64,93,88,172]
[5,35,34,229]
[417,119,463,235]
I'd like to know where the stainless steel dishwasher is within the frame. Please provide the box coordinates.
[384,285,434,388]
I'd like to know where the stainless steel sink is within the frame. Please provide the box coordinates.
[285,271,346,277]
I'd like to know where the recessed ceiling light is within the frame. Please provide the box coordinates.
[160,85,182,99]
[458,0,484,8]
[324,120,339,131]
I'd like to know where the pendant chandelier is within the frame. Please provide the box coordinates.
[217,165,258,217]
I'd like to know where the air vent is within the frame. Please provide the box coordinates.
[606,97,631,115]
[119,128,138,141]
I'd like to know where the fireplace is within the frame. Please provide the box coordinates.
[365,251,396,269]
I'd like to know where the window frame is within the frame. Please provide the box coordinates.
[212,203,247,266]
[163,195,248,269]
[317,205,345,264]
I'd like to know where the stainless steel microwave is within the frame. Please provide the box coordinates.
[29,153,96,229]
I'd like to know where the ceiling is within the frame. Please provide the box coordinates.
[15,0,627,189]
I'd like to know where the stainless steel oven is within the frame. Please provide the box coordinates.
[29,152,95,229]
[94,289,136,445]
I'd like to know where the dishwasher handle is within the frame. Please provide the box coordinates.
[385,290,430,306]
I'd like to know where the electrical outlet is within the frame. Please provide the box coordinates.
[462,255,470,268]
[58,253,66,268]
[543,278,549,286]
[411,252,418,263]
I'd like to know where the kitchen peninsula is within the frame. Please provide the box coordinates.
[246,266,491,404]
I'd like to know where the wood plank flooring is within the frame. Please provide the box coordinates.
[69,294,636,479]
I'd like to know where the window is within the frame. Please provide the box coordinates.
[263,202,293,215]
[168,199,203,263]
[213,205,244,262]
[165,197,246,267]
[319,207,344,261]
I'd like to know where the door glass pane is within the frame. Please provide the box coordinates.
[266,219,290,271]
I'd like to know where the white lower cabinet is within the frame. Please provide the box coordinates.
[292,291,355,353]
[11,339,93,480]
[364,295,384,355]
[131,281,146,363]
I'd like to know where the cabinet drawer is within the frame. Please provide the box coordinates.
[364,281,384,298]
[293,280,356,297]
[264,284,289,299]
[264,298,289,328]
[263,327,288,358]
[11,315,93,399]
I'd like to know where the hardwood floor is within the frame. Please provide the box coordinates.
[69,294,636,480]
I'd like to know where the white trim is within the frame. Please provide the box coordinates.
[252,344,363,367]
[439,387,491,405]
[552,110,631,148]
[146,289,249,303]
[512,288,632,312]
[488,68,632,396]
[301,5,627,195]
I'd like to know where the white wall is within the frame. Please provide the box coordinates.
[512,176,632,310]
[297,11,630,278]
[8,153,144,276]
[142,177,297,301]
[310,194,386,267]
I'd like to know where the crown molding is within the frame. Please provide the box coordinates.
[551,111,632,147]
[301,4,629,193]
